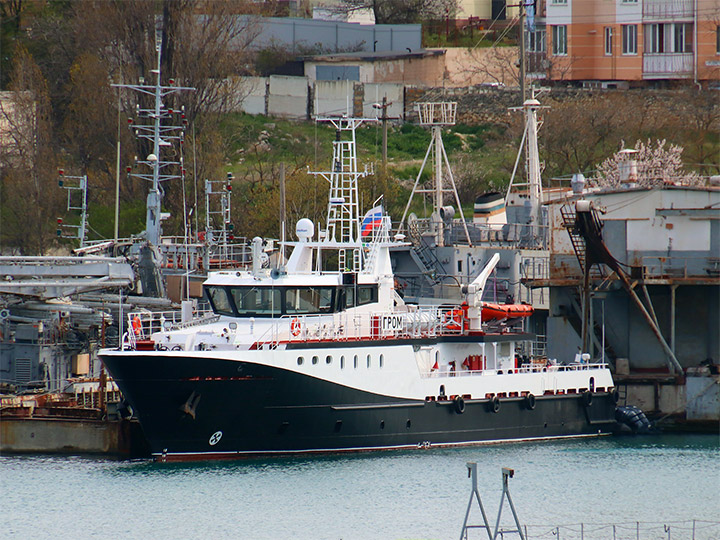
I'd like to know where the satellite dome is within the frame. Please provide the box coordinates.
[296,218,315,241]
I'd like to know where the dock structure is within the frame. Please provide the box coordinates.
[526,185,719,426]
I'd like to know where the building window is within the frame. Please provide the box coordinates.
[645,23,693,54]
[528,29,546,53]
[716,26,720,53]
[673,23,692,53]
[551,0,567,4]
[622,25,637,55]
[552,25,567,55]
[604,27,613,56]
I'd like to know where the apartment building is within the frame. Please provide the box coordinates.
[532,0,719,86]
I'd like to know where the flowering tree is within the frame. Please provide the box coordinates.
[593,139,702,188]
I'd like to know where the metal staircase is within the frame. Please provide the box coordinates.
[407,220,446,285]
[560,205,604,278]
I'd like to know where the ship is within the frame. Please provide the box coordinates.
[99,116,617,462]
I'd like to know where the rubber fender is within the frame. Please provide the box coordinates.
[525,393,536,410]
[489,395,500,413]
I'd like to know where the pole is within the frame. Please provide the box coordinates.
[519,0,527,104]
[115,87,121,242]
[582,253,590,354]
[381,96,388,173]
[280,162,286,263]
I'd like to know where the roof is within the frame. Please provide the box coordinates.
[303,48,445,63]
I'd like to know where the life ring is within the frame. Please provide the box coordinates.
[583,390,593,407]
[489,395,501,413]
[454,396,465,414]
[132,315,142,336]
[525,393,536,410]
[290,318,301,337]
[443,308,463,331]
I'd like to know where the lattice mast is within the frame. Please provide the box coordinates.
[56,172,88,247]
[112,16,194,246]
[205,173,234,261]
[309,117,376,273]
[398,102,471,246]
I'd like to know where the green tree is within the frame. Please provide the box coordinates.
[0,45,61,253]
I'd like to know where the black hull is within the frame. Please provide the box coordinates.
[101,354,617,461]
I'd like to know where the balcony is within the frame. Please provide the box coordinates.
[643,53,693,78]
[642,0,694,20]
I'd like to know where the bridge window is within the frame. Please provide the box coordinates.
[286,287,335,315]
[205,286,234,316]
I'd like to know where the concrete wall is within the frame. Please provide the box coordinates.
[235,77,267,115]
[233,76,404,120]
[361,83,404,119]
[686,370,720,421]
[250,17,421,53]
[313,80,356,117]
[267,75,310,119]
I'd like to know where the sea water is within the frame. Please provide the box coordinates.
[2,434,718,540]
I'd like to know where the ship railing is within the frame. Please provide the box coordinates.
[419,361,611,379]
[407,217,549,249]
[123,306,214,345]
[159,240,253,273]
[255,305,476,347]
[531,334,547,358]
[639,255,719,279]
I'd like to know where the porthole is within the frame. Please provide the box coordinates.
[326,355,332,365]
[340,355,345,369]
[379,354,384,368]
[297,356,304,366]
[354,355,358,369]
[367,354,371,368]
[406,419,412,429]
[312,356,319,365]
[380,420,385,429]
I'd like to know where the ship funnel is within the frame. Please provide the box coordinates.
[473,192,507,230]
[571,173,586,194]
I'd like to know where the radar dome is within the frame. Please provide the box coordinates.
[296,218,315,241]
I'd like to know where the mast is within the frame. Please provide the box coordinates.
[506,92,547,243]
[112,16,194,246]
[398,102,472,247]
[309,116,376,273]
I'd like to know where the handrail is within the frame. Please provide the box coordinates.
[251,305,482,349]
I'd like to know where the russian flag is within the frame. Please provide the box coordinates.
[360,205,383,237]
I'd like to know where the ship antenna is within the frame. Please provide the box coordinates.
[111,15,195,247]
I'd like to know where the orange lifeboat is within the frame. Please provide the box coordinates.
[481,302,534,321]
